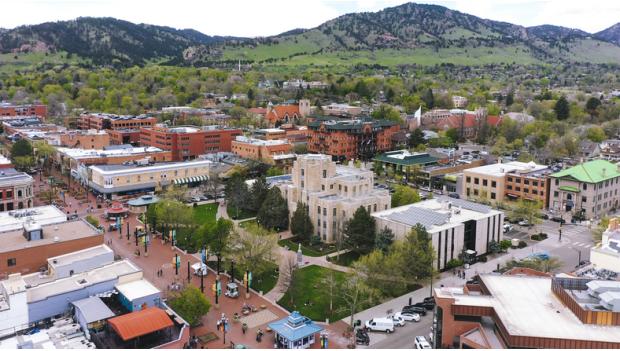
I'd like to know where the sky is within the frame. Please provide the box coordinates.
[2,0,619,37]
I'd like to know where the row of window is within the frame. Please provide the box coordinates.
[554,177,619,190]
[507,185,541,195]
[507,177,544,187]
[467,188,497,200]
[465,177,497,188]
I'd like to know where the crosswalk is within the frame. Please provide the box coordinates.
[570,242,593,249]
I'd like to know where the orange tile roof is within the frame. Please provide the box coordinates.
[248,107,267,115]
[266,105,300,123]
[108,307,174,341]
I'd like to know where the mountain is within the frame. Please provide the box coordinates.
[595,23,620,46]
[191,3,620,66]
[0,17,238,66]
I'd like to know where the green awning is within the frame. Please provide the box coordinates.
[559,186,580,193]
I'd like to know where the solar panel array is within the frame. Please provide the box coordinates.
[435,196,492,214]
[387,206,451,228]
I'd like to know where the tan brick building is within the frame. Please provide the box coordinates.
[231,136,295,170]
[277,154,390,242]
[78,113,156,130]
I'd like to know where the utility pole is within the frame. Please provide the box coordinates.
[175,254,179,275]
[187,261,191,283]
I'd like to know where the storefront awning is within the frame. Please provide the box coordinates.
[173,175,208,185]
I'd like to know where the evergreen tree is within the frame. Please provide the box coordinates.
[586,97,601,118]
[290,202,314,243]
[422,88,435,109]
[505,92,514,107]
[393,223,434,280]
[554,96,570,120]
[375,227,395,253]
[408,128,425,147]
[344,206,376,255]
[250,176,269,212]
[257,187,289,231]
[225,174,251,219]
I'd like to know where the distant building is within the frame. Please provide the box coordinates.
[0,168,34,211]
[463,161,548,204]
[139,125,242,161]
[422,108,501,140]
[451,95,468,108]
[78,113,157,131]
[373,197,503,270]
[0,102,47,119]
[265,100,311,126]
[549,159,620,219]
[50,129,110,149]
[434,273,620,348]
[579,140,601,161]
[599,139,620,161]
[277,154,390,242]
[89,159,211,199]
[321,103,362,118]
[373,150,439,183]
[282,80,328,90]
[231,136,295,171]
[269,311,323,349]
[307,117,400,162]
[108,129,141,146]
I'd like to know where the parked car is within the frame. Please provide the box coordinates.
[423,297,435,304]
[395,311,420,322]
[411,301,435,310]
[518,220,532,227]
[448,193,460,199]
[503,224,513,233]
[191,196,201,202]
[365,318,395,333]
[415,336,432,349]
[402,305,427,316]
[199,195,209,201]
[551,216,566,224]
[390,314,406,327]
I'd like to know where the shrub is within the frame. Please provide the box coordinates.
[446,258,464,269]
[478,255,488,263]
[500,239,512,251]
[85,215,99,228]
[538,233,548,239]
[518,241,528,248]
[310,235,321,246]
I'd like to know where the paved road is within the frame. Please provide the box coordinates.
[358,314,433,349]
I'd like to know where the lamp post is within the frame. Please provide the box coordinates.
[230,260,235,283]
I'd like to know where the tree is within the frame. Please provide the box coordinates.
[371,104,402,123]
[280,255,298,305]
[445,128,459,143]
[228,223,279,276]
[592,217,609,242]
[392,224,434,281]
[505,92,514,107]
[39,188,58,205]
[168,286,211,326]
[355,249,407,297]
[586,126,606,142]
[554,96,570,120]
[391,185,421,207]
[505,257,563,273]
[11,139,33,159]
[204,218,233,263]
[422,88,434,109]
[343,206,376,255]
[290,202,314,243]
[33,141,56,174]
[510,200,542,237]
[585,97,601,118]
[408,128,425,148]
[321,263,339,316]
[225,174,250,219]
[250,176,269,212]
[375,227,395,253]
[338,268,378,343]
[13,156,35,171]
[257,187,289,231]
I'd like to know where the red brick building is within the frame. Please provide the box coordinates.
[78,113,157,130]
[0,103,47,120]
[307,117,400,161]
[108,129,141,146]
[139,125,242,161]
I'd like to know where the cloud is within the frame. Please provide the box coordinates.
[2,0,619,36]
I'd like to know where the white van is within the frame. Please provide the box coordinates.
[415,336,431,349]
[365,318,395,333]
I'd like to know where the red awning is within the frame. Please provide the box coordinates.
[108,307,174,341]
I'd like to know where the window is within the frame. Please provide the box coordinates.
[515,178,521,183]
[374,204,377,212]
[317,206,321,214]
[532,190,538,195]
[524,188,529,193]
[323,170,327,178]
[491,192,496,200]
[7,258,16,267]
[524,179,529,185]
[555,179,559,186]
[483,179,488,186]
[491,181,497,188]
[582,196,587,203]
[507,185,513,190]
[333,208,336,216]
[583,184,587,190]
[474,178,479,185]
[554,191,559,197]
[301,169,304,176]
[533,181,538,187]
[466,176,471,183]
[321,185,325,191]
[507,177,513,182]
[473,189,479,196]
[516,187,521,191]
[301,181,304,188]
[323,208,326,216]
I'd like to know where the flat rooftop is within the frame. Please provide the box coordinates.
[0,168,32,186]
[372,197,500,232]
[0,219,101,254]
[465,161,547,177]
[234,135,291,146]
[90,159,211,175]
[57,146,164,159]
[27,260,141,303]
[48,244,112,269]
[0,206,66,232]
[436,274,620,343]
[115,279,160,301]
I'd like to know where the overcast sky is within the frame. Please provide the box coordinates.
[3,0,619,37]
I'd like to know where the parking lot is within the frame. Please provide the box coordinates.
[357,312,433,349]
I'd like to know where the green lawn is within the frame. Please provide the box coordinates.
[206,260,279,295]
[192,203,218,226]
[326,251,361,267]
[226,205,256,220]
[278,265,348,322]
[238,219,257,229]
[278,238,337,257]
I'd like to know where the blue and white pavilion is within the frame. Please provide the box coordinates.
[268,311,323,349]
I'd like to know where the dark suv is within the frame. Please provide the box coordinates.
[402,305,427,316]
